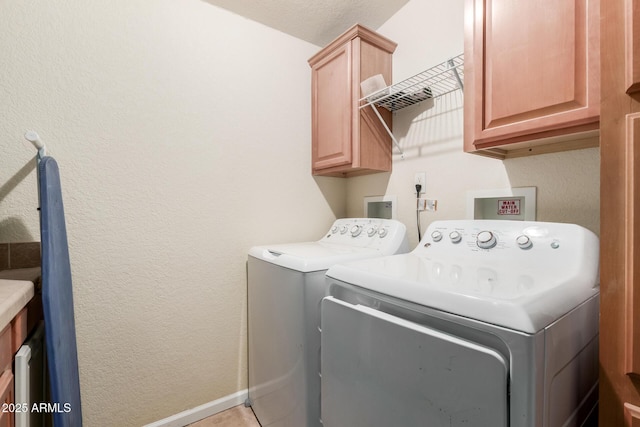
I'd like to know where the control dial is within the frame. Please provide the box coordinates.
[339,225,348,234]
[350,225,362,237]
[431,230,443,242]
[449,231,462,244]
[378,228,388,238]
[331,226,338,234]
[476,231,497,249]
[366,226,377,237]
[516,235,532,250]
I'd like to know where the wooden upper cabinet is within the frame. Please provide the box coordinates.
[464,0,600,159]
[309,24,396,177]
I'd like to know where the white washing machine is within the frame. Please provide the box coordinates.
[247,218,409,427]
[322,220,599,427]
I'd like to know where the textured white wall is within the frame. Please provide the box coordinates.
[0,0,601,424]
[347,0,600,248]
[0,0,345,425]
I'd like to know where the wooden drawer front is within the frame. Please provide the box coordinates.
[0,326,11,373]
[0,370,14,427]
[10,298,43,355]
[10,308,26,356]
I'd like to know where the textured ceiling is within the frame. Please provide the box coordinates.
[202,0,409,46]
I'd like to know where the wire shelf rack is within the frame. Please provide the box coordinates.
[358,53,464,158]
[359,53,464,112]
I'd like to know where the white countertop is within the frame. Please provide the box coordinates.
[0,279,34,332]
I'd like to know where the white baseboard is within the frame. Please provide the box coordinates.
[143,389,249,427]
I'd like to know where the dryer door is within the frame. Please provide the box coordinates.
[321,296,509,427]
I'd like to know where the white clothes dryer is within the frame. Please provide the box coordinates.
[322,220,599,427]
[247,218,409,427]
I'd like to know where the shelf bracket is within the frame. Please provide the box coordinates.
[368,104,404,159]
[448,58,464,91]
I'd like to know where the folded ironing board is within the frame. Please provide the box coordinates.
[39,157,83,426]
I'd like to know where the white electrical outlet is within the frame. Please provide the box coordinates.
[414,173,426,194]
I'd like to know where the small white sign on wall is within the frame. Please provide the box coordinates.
[466,187,536,221]
[497,199,521,216]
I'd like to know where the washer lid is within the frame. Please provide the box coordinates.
[249,242,381,273]
[327,220,600,333]
[249,218,409,273]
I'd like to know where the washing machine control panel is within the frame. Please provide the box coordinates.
[321,218,409,253]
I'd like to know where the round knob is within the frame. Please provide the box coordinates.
[516,235,532,250]
[339,225,348,234]
[331,226,338,234]
[431,231,443,242]
[449,231,462,244]
[350,225,362,237]
[378,228,388,238]
[476,231,497,249]
[366,226,377,237]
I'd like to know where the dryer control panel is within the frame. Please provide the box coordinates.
[420,220,595,254]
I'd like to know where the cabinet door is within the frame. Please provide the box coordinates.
[600,0,640,423]
[311,42,353,172]
[465,0,599,152]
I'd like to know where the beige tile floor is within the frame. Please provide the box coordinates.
[188,405,260,427]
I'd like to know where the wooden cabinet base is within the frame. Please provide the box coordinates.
[0,371,14,427]
[472,130,599,160]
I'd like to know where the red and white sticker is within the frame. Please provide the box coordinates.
[498,199,520,215]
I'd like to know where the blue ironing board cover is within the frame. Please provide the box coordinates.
[39,157,83,426]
